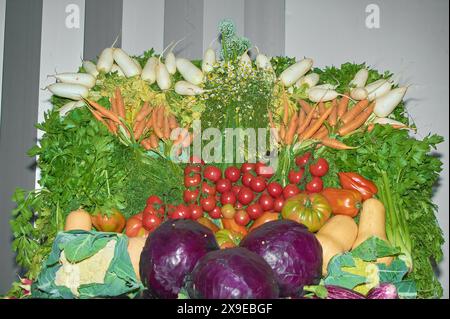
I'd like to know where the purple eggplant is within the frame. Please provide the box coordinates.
[367,283,399,299]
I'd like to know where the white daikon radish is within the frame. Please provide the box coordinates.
[133,58,143,73]
[175,81,204,96]
[202,48,216,73]
[142,57,159,83]
[176,58,204,85]
[47,83,89,100]
[97,48,114,73]
[255,47,272,71]
[240,51,252,69]
[313,83,337,90]
[279,58,314,87]
[350,87,369,100]
[166,52,177,75]
[350,69,369,88]
[373,117,408,128]
[113,48,141,77]
[59,101,85,117]
[365,79,392,101]
[374,87,408,117]
[295,73,320,88]
[82,61,99,77]
[51,73,96,88]
[156,62,171,90]
[308,87,339,102]
[111,64,125,77]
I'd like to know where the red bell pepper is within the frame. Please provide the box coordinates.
[338,172,378,200]
[321,188,362,217]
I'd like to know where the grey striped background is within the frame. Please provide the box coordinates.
[0,0,448,297]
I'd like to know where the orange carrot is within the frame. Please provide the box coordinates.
[318,102,326,115]
[150,134,160,149]
[298,109,305,127]
[328,99,338,126]
[300,104,335,140]
[279,125,286,141]
[298,99,313,114]
[340,99,369,124]
[168,114,178,129]
[337,94,350,118]
[285,112,299,145]
[163,113,170,140]
[110,97,118,115]
[141,139,152,150]
[312,126,328,140]
[338,102,375,136]
[115,87,126,119]
[86,99,121,124]
[320,137,356,150]
[157,107,164,129]
[297,105,318,135]
[135,102,152,122]
[282,89,289,125]
[134,119,147,141]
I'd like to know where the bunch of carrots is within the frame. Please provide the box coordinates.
[85,87,192,151]
[270,92,375,150]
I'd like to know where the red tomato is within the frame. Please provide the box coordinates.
[246,203,264,220]
[234,210,251,226]
[241,163,256,174]
[250,176,266,193]
[283,184,300,199]
[203,165,222,182]
[216,178,232,193]
[273,197,285,212]
[201,182,216,196]
[309,158,329,177]
[225,166,241,183]
[241,172,254,187]
[237,187,255,205]
[184,165,201,176]
[288,169,305,184]
[146,195,163,207]
[188,204,203,220]
[143,204,163,218]
[220,191,237,206]
[295,152,311,168]
[165,204,176,218]
[208,206,221,219]
[171,205,191,220]
[189,156,204,165]
[258,194,274,211]
[142,211,163,230]
[255,162,275,178]
[267,182,283,198]
[306,176,324,193]
[201,196,217,212]
[231,185,241,196]
[183,189,199,204]
[184,174,201,188]
[125,213,149,237]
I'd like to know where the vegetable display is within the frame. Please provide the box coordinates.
[6,18,445,299]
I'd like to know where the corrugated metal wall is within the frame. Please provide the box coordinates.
[0,0,448,297]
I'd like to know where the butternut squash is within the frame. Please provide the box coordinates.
[352,198,393,265]
[316,215,358,275]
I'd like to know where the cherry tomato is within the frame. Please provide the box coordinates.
[142,212,163,231]
[200,196,217,212]
[231,185,242,196]
[255,162,274,178]
[220,191,237,206]
[165,204,176,218]
[258,194,274,211]
[267,182,283,198]
[241,163,256,174]
[306,176,324,193]
[246,203,264,220]
[273,197,285,212]
[235,201,244,210]
[250,176,266,193]
[224,166,241,183]
[221,204,236,219]
[208,206,222,219]
[184,165,201,176]
[188,204,203,220]
[143,203,163,217]
[309,158,329,177]
[184,174,201,188]
[189,156,205,165]
[288,169,305,184]
[216,178,232,194]
[171,205,191,220]
[283,184,300,199]
[183,189,199,204]
[242,172,254,187]
[237,187,255,205]
[295,152,311,168]
[203,165,222,183]
[146,195,163,207]
[234,210,251,226]
[201,182,216,196]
